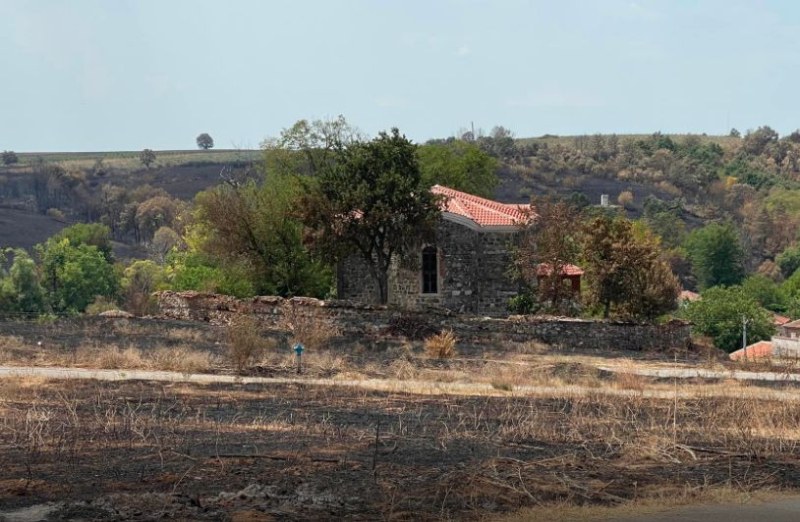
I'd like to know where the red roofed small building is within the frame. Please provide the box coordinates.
[536,263,584,294]
[729,340,774,361]
[337,185,556,315]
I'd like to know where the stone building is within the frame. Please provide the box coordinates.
[337,185,581,316]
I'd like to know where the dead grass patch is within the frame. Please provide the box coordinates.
[227,316,269,373]
[424,329,457,359]
[150,345,213,373]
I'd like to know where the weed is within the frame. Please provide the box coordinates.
[227,316,266,373]
[424,329,457,359]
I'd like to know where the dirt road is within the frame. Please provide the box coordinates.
[612,496,800,521]
[2,364,800,401]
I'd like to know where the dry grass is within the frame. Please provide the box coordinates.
[424,329,457,359]
[227,316,268,373]
[494,486,787,521]
[149,346,213,373]
[64,343,214,373]
[280,307,340,351]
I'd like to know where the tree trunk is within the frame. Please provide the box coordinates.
[376,271,389,305]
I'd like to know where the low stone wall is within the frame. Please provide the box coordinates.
[155,291,691,352]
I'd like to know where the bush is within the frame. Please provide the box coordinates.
[280,305,339,351]
[227,316,266,373]
[46,208,66,221]
[617,190,634,208]
[424,329,457,359]
[85,296,119,315]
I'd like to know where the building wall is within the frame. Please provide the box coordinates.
[337,219,520,316]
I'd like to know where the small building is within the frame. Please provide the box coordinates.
[729,340,774,361]
[760,318,800,358]
[535,263,583,294]
[337,185,582,316]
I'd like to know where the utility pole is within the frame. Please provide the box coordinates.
[742,315,749,360]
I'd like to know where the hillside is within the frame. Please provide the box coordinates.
[1,128,797,274]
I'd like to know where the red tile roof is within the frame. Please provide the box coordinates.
[729,341,773,360]
[432,185,532,228]
[773,314,791,326]
[679,290,701,302]
[536,263,584,277]
[782,318,800,329]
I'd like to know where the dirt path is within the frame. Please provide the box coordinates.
[3,364,800,401]
[611,496,800,521]
[600,365,800,383]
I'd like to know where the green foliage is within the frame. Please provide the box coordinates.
[580,216,679,320]
[684,222,745,289]
[37,239,118,313]
[775,244,800,277]
[196,133,214,150]
[166,251,256,298]
[0,249,46,316]
[191,171,331,298]
[50,223,114,263]
[121,260,166,315]
[741,274,787,312]
[1,150,18,165]
[508,292,539,315]
[418,140,498,197]
[301,128,441,304]
[641,196,686,248]
[682,286,774,352]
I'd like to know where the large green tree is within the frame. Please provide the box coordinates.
[683,286,774,352]
[37,239,118,313]
[417,140,498,197]
[301,128,441,304]
[191,172,330,298]
[684,222,745,289]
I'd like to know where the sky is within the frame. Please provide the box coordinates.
[2,0,800,152]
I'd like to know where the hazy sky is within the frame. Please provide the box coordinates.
[2,0,800,151]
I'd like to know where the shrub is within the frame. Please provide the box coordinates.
[280,305,339,351]
[46,208,66,221]
[227,316,265,373]
[618,190,634,208]
[85,296,120,315]
[424,329,457,359]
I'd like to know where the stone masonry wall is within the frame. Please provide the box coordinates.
[339,219,520,316]
[156,291,692,352]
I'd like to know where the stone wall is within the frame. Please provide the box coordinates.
[338,218,521,316]
[156,291,692,353]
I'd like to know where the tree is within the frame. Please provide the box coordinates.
[1,150,18,165]
[777,244,800,278]
[513,196,581,314]
[196,133,214,150]
[683,286,774,352]
[263,115,361,178]
[0,249,46,315]
[191,173,331,298]
[741,274,787,312]
[301,128,441,304]
[50,223,114,263]
[139,149,156,168]
[36,239,118,313]
[684,222,745,289]
[580,215,679,320]
[417,140,498,197]
[121,260,165,315]
[742,126,779,156]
